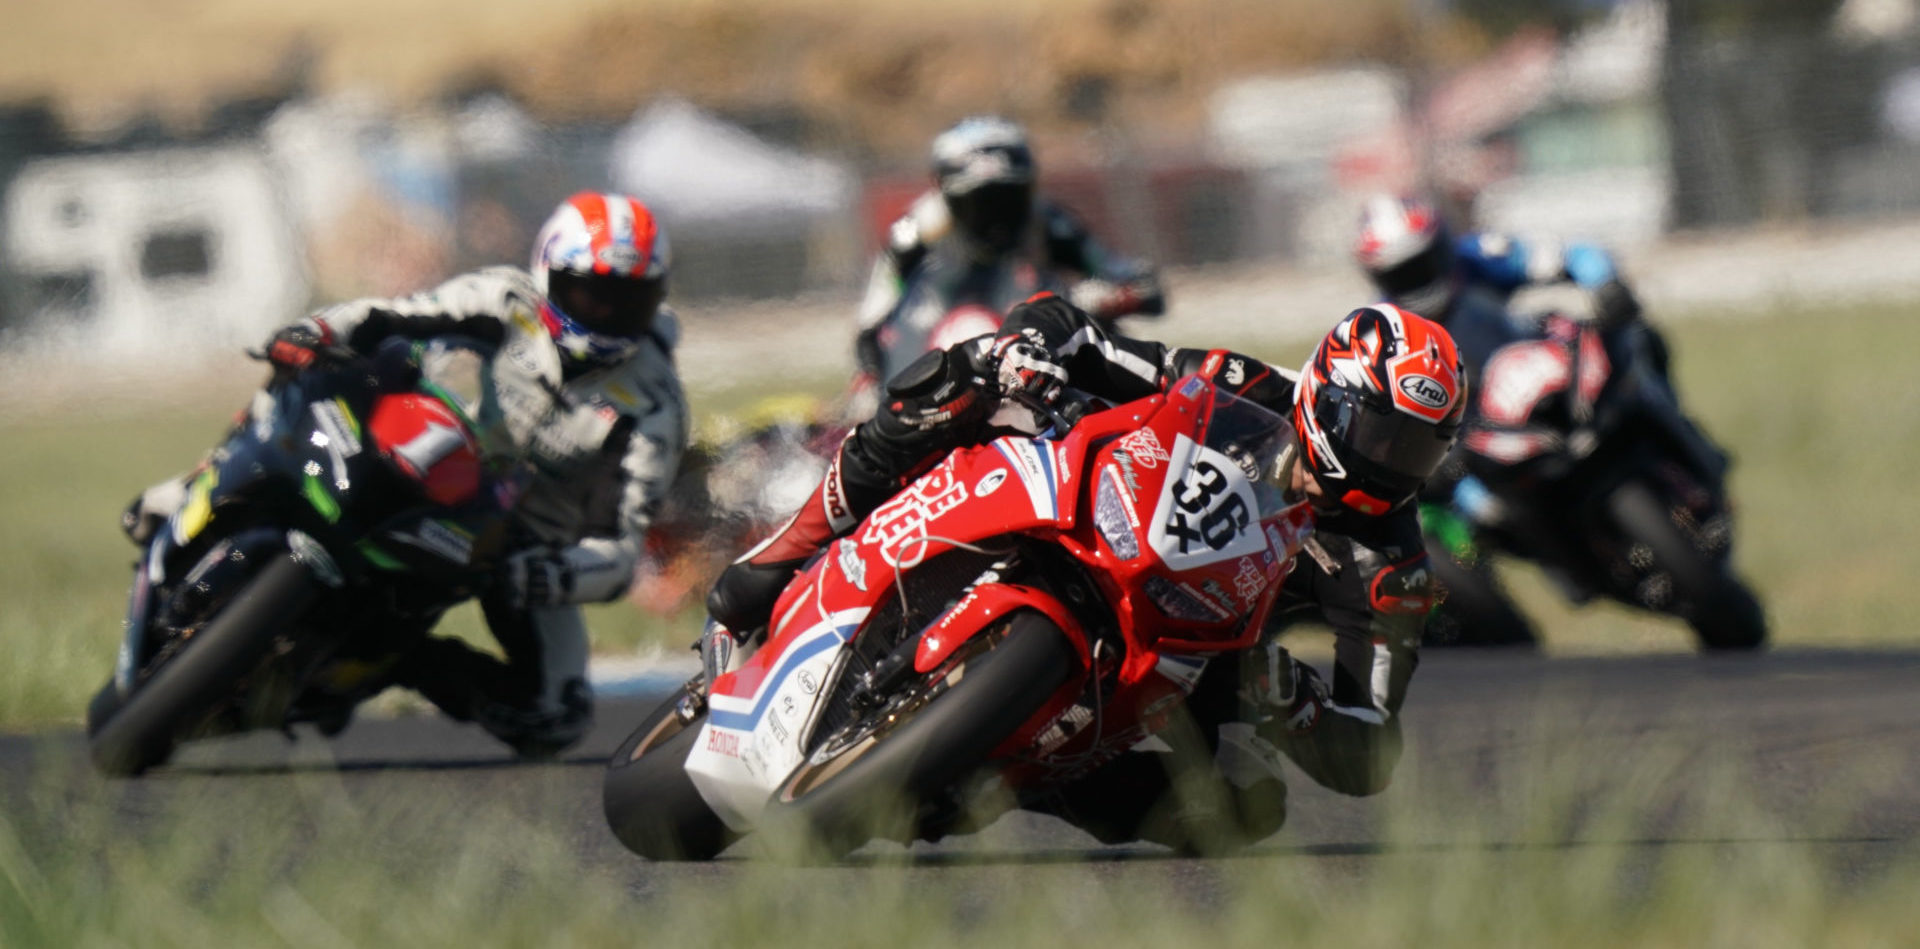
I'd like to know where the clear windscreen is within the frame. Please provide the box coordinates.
[1199,385,1299,519]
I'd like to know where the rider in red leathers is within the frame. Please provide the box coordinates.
[706,292,1464,846]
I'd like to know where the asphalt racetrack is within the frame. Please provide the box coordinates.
[5,650,1916,886]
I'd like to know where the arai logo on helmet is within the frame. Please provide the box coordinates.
[1398,374,1449,409]
[974,469,1008,497]
[597,244,642,272]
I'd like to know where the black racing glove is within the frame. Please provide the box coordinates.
[264,319,336,372]
[984,332,1068,404]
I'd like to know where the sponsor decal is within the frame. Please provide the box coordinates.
[1118,428,1168,468]
[835,539,868,592]
[1234,556,1267,607]
[1397,374,1449,409]
[706,728,741,758]
[389,519,475,565]
[765,710,791,744]
[312,401,362,457]
[1201,352,1224,376]
[1154,655,1209,692]
[974,468,1008,497]
[1202,579,1240,615]
[1032,704,1096,755]
[861,465,969,567]
[992,439,1059,520]
[1224,358,1246,387]
[822,466,852,525]
[1110,449,1146,498]
[796,668,820,695]
[1179,376,1206,398]
[598,243,642,272]
[1181,580,1237,620]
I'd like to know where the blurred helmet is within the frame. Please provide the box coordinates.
[1294,304,1466,515]
[1354,195,1457,320]
[530,192,671,373]
[931,116,1036,259]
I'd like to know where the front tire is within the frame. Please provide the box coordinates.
[88,553,316,776]
[602,684,738,861]
[1606,479,1766,651]
[762,610,1077,858]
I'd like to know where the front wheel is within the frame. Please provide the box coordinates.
[88,553,317,776]
[761,610,1077,858]
[602,683,738,861]
[1605,479,1767,651]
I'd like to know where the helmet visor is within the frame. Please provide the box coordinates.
[547,269,665,339]
[946,181,1034,254]
[1370,237,1454,306]
[1312,383,1457,494]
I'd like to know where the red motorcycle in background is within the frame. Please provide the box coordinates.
[604,374,1314,859]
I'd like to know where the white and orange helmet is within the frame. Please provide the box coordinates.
[531,192,672,371]
[1294,304,1466,515]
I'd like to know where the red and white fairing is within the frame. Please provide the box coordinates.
[685,378,1314,829]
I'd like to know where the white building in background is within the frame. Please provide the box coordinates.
[2,145,309,357]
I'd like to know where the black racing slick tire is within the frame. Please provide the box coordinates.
[1606,479,1767,652]
[88,553,317,776]
[762,610,1077,858]
[602,685,738,861]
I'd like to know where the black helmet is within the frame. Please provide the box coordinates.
[931,116,1036,259]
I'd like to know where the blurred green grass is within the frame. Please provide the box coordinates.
[1,301,1915,728]
[2,720,1916,947]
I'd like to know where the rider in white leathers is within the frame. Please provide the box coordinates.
[124,192,689,756]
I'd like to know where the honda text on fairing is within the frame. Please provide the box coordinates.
[603,375,1314,859]
[87,338,539,775]
[1442,312,1764,650]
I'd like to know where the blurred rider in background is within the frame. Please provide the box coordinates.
[1354,193,1674,647]
[851,115,1166,411]
[706,292,1464,848]
[1353,192,1667,379]
[122,192,689,758]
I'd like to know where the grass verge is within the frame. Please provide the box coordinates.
[1,301,1916,728]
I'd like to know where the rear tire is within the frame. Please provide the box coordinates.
[1606,480,1766,651]
[88,553,316,776]
[762,610,1076,858]
[602,685,738,861]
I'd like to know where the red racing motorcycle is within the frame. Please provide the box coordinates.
[603,373,1314,859]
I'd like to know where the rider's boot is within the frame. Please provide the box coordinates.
[399,600,594,759]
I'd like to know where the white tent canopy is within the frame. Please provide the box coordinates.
[609,99,854,230]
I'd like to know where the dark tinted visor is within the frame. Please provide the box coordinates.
[1371,237,1454,299]
[547,269,665,338]
[1314,383,1456,490]
[947,182,1034,253]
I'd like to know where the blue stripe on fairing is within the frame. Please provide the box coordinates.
[992,438,1058,518]
[707,623,858,731]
